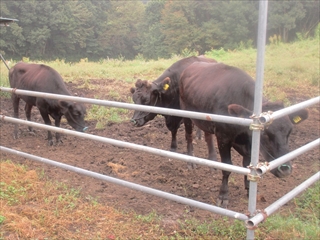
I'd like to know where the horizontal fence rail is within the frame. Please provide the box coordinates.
[257,139,320,175]
[0,145,249,221]
[1,87,319,240]
[0,114,251,175]
[246,171,320,228]
[0,87,252,126]
[259,97,320,124]
[2,87,318,129]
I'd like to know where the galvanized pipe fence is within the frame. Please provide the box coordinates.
[0,88,319,239]
[0,145,249,221]
[0,114,250,175]
[247,2,270,238]
[1,86,318,126]
[246,172,320,228]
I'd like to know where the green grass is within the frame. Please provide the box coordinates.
[86,103,130,129]
[254,181,320,240]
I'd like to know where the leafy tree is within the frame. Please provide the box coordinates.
[140,0,167,59]
[295,0,320,39]
[213,1,258,49]
[160,1,258,53]
[104,1,145,59]
[268,1,306,42]
[161,1,200,55]
[85,0,111,59]
[0,0,317,61]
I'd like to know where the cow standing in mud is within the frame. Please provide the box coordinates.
[158,61,308,207]
[9,62,87,146]
[130,56,217,167]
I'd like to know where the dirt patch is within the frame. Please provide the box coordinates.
[0,80,319,223]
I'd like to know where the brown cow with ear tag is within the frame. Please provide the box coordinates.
[179,61,308,207]
[130,56,218,169]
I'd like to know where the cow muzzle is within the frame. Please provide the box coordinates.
[271,163,292,178]
[130,118,146,127]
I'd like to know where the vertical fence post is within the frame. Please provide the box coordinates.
[246,0,268,239]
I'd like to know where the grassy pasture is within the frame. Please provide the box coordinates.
[1,38,319,99]
[1,38,318,128]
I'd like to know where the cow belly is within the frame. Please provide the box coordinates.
[20,95,37,106]
[192,119,215,134]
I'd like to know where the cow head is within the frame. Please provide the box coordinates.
[130,78,171,126]
[59,101,87,132]
[228,102,308,178]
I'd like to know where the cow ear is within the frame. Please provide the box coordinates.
[130,87,136,94]
[159,77,170,93]
[228,104,252,118]
[288,109,308,124]
[58,100,71,113]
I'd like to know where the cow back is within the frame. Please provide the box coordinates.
[180,62,256,116]
[9,62,70,95]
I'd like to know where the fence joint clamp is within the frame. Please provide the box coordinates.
[247,173,261,182]
[247,164,261,182]
[250,111,274,130]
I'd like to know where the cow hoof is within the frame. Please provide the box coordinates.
[48,140,54,146]
[187,162,197,170]
[28,131,36,136]
[55,139,63,146]
[217,198,229,208]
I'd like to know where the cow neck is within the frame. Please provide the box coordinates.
[152,81,178,108]
[151,82,161,106]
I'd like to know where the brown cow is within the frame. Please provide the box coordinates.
[130,56,217,168]
[9,62,87,146]
[161,61,308,207]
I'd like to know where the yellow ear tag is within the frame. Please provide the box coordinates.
[163,84,169,91]
[293,115,302,123]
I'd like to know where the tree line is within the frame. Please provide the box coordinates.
[0,0,318,61]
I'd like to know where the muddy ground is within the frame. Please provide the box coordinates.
[0,79,319,225]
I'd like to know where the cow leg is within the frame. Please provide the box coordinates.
[216,135,233,208]
[195,127,202,140]
[184,118,195,169]
[54,116,62,144]
[12,94,20,139]
[165,116,181,152]
[233,142,251,196]
[170,128,178,152]
[204,132,217,161]
[204,132,218,172]
[39,111,54,146]
[25,103,35,134]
